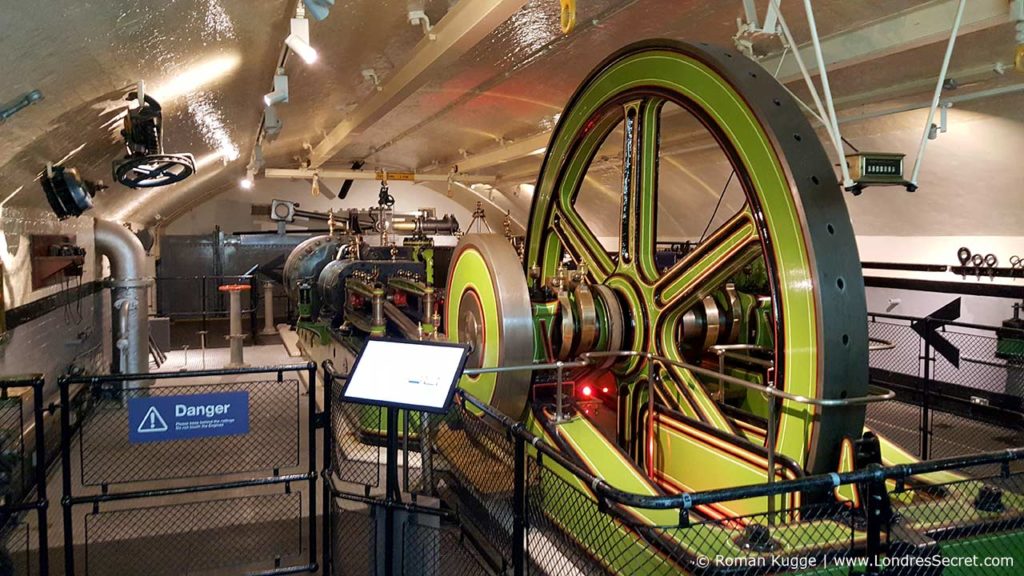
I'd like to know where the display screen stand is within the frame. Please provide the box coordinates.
[340,337,469,575]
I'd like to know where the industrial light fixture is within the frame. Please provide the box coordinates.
[264,70,288,106]
[240,170,254,190]
[285,18,318,64]
[302,0,334,21]
[263,105,282,140]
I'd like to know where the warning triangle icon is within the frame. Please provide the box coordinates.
[137,406,168,433]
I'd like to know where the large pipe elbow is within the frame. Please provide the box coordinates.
[94,219,150,376]
[94,219,145,282]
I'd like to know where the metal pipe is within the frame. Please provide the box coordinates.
[766,373,777,526]
[555,362,565,423]
[261,281,277,335]
[646,362,655,479]
[94,218,150,378]
[909,0,967,189]
[769,0,846,176]
[801,0,854,188]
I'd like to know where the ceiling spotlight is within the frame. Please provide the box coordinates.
[303,0,334,21]
[285,18,318,64]
[264,70,288,106]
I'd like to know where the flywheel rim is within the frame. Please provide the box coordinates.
[524,40,867,474]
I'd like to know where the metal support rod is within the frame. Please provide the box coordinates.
[864,470,886,576]
[766,389,777,526]
[249,276,259,340]
[802,0,853,188]
[716,352,725,402]
[512,434,526,576]
[646,358,656,479]
[60,378,75,575]
[321,361,334,575]
[384,405,400,576]
[32,379,49,576]
[201,276,208,335]
[306,362,319,572]
[555,361,565,423]
[921,318,932,460]
[225,289,248,368]
[402,410,410,492]
[909,0,967,188]
[769,0,846,177]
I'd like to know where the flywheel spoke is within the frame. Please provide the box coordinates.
[654,209,759,308]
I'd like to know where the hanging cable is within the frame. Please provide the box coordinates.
[698,171,735,245]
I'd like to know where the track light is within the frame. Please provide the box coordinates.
[303,0,334,21]
[285,18,318,64]
[240,167,255,190]
[263,106,282,140]
[263,70,288,106]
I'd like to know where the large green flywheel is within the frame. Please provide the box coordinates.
[523,40,868,475]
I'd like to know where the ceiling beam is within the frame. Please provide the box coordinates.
[435,132,550,174]
[308,0,529,168]
[264,167,497,183]
[428,0,1012,175]
[765,0,1011,82]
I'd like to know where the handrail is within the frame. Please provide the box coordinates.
[463,349,893,409]
[580,350,895,408]
[455,386,1024,514]
[320,359,1023,518]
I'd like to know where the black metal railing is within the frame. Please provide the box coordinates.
[322,358,1024,576]
[58,363,318,576]
[868,313,1024,471]
[0,375,49,576]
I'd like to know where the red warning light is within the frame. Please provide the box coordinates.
[601,386,609,394]
[581,385,593,398]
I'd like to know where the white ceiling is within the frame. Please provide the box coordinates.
[1,0,1022,235]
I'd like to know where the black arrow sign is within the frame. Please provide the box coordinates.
[911,298,961,368]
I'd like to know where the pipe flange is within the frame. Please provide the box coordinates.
[108,277,153,289]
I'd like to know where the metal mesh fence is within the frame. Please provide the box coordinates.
[76,379,301,486]
[0,515,33,576]
[321,348,1024,576]
[425,404,517,564]
[868,317,921,376]
[0,378,47,576]
[865,316,1024,473]
[83,490,305,575]
[885,465,1024,575]
[61,363,317,576]
[329,492,493,576]
[331,375,384,488]
[0,396,27,504]
[331,498,377,576]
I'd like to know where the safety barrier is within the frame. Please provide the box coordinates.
[868,313,1024,473]
[322,358,1024,576]
[0,375,48,575]
[58,363,318,576]
[0,317,1018,575]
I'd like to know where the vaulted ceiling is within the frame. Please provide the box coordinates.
[1,0,1021,235]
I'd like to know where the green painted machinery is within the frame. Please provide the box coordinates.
[443,40,1024,573]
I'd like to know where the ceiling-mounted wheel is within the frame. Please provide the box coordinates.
[446,234,534,419]
[524,40,868,475]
